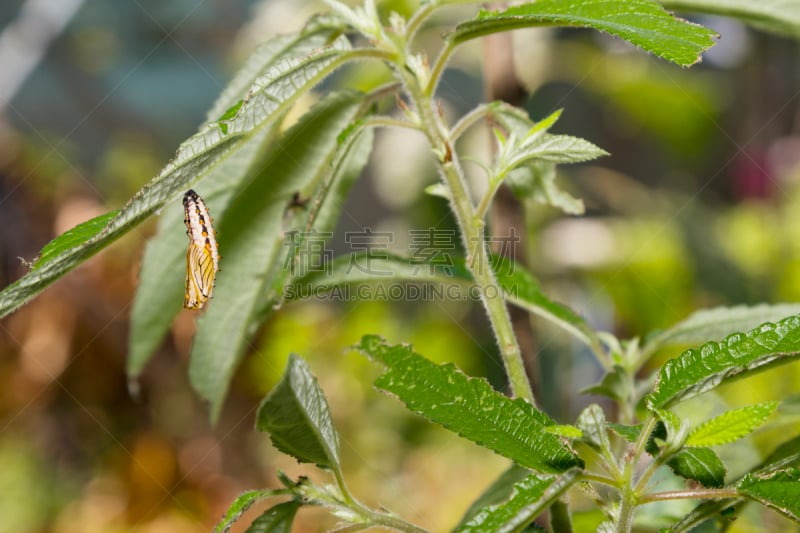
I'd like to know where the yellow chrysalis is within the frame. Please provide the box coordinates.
[183,189,219,310]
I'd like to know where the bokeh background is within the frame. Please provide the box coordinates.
[1,0,800,531]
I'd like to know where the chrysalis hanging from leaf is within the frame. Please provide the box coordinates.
[183,190,220,310]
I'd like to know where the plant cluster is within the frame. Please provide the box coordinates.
[3,1,800,532]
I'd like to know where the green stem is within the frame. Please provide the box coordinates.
[405,1,438,42]
[403,70,534,404]
[579,472,619,487]
[362,115,421,131]
[475,176,503,222]
[639,489,740,504]
[450,103,494,140]
[425,39,457,97]
[617,416,657,532]
[550,499,573,533]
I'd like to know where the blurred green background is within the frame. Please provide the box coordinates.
[1,1,799,531]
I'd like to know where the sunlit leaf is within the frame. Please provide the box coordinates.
[31,211,119,270]
[451,0,717,67]
[357,335,583,472]
[647,315,800,409]
[685,402,778,447]
[256,355,340,471]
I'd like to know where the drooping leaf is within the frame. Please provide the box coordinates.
[737,468,800,523]
[244,501,302,533]
[189,90,371,422]
[0,34,352,319]
[214,489,280,533]
[256,354,340,471]
[128,20,350,376]
[451,0,717,67]
[685,402,778,448]
[666,434,800,532]
[128,122,282,378]
[356,335,583,473]
[456,470,581,533]
[646,314,800,409]
[642,304,800,359]
[666,446,727,488]
[660,0,800,38]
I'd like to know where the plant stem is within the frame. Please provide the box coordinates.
[405,0,438,42]
[616,416,657,532]
[402,69,535,404]
[449,102,493,141]
[639,489,740,504]
[550,499,573,533]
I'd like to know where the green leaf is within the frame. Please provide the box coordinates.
[607,422,642,443]
[0,34,352,320]
[646,314,800,410]
[642,304,800,359]
[504,133,608,168]
[666,446,726,488]
[206,15,344,122]
[576,404,611,451]
[685,402,778,447]
[129,19,352,377]
[214,489,278,533]
[451,0,717,67]
[666,435,800,532]
[128,122,282,378]
[256,354,340,471]
[244,501,301,533]
[31,211,119,269]
[189,90,371,421]
[545,425,583,439]
[660,0,800,38]
[505,164,585,216]
[581,365,630,402]
[356,336,583,473]
[456,470,581,532]
[738,468,800,523]
[455,466,535,529]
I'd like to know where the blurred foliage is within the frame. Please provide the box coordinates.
[0,0,799,532]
